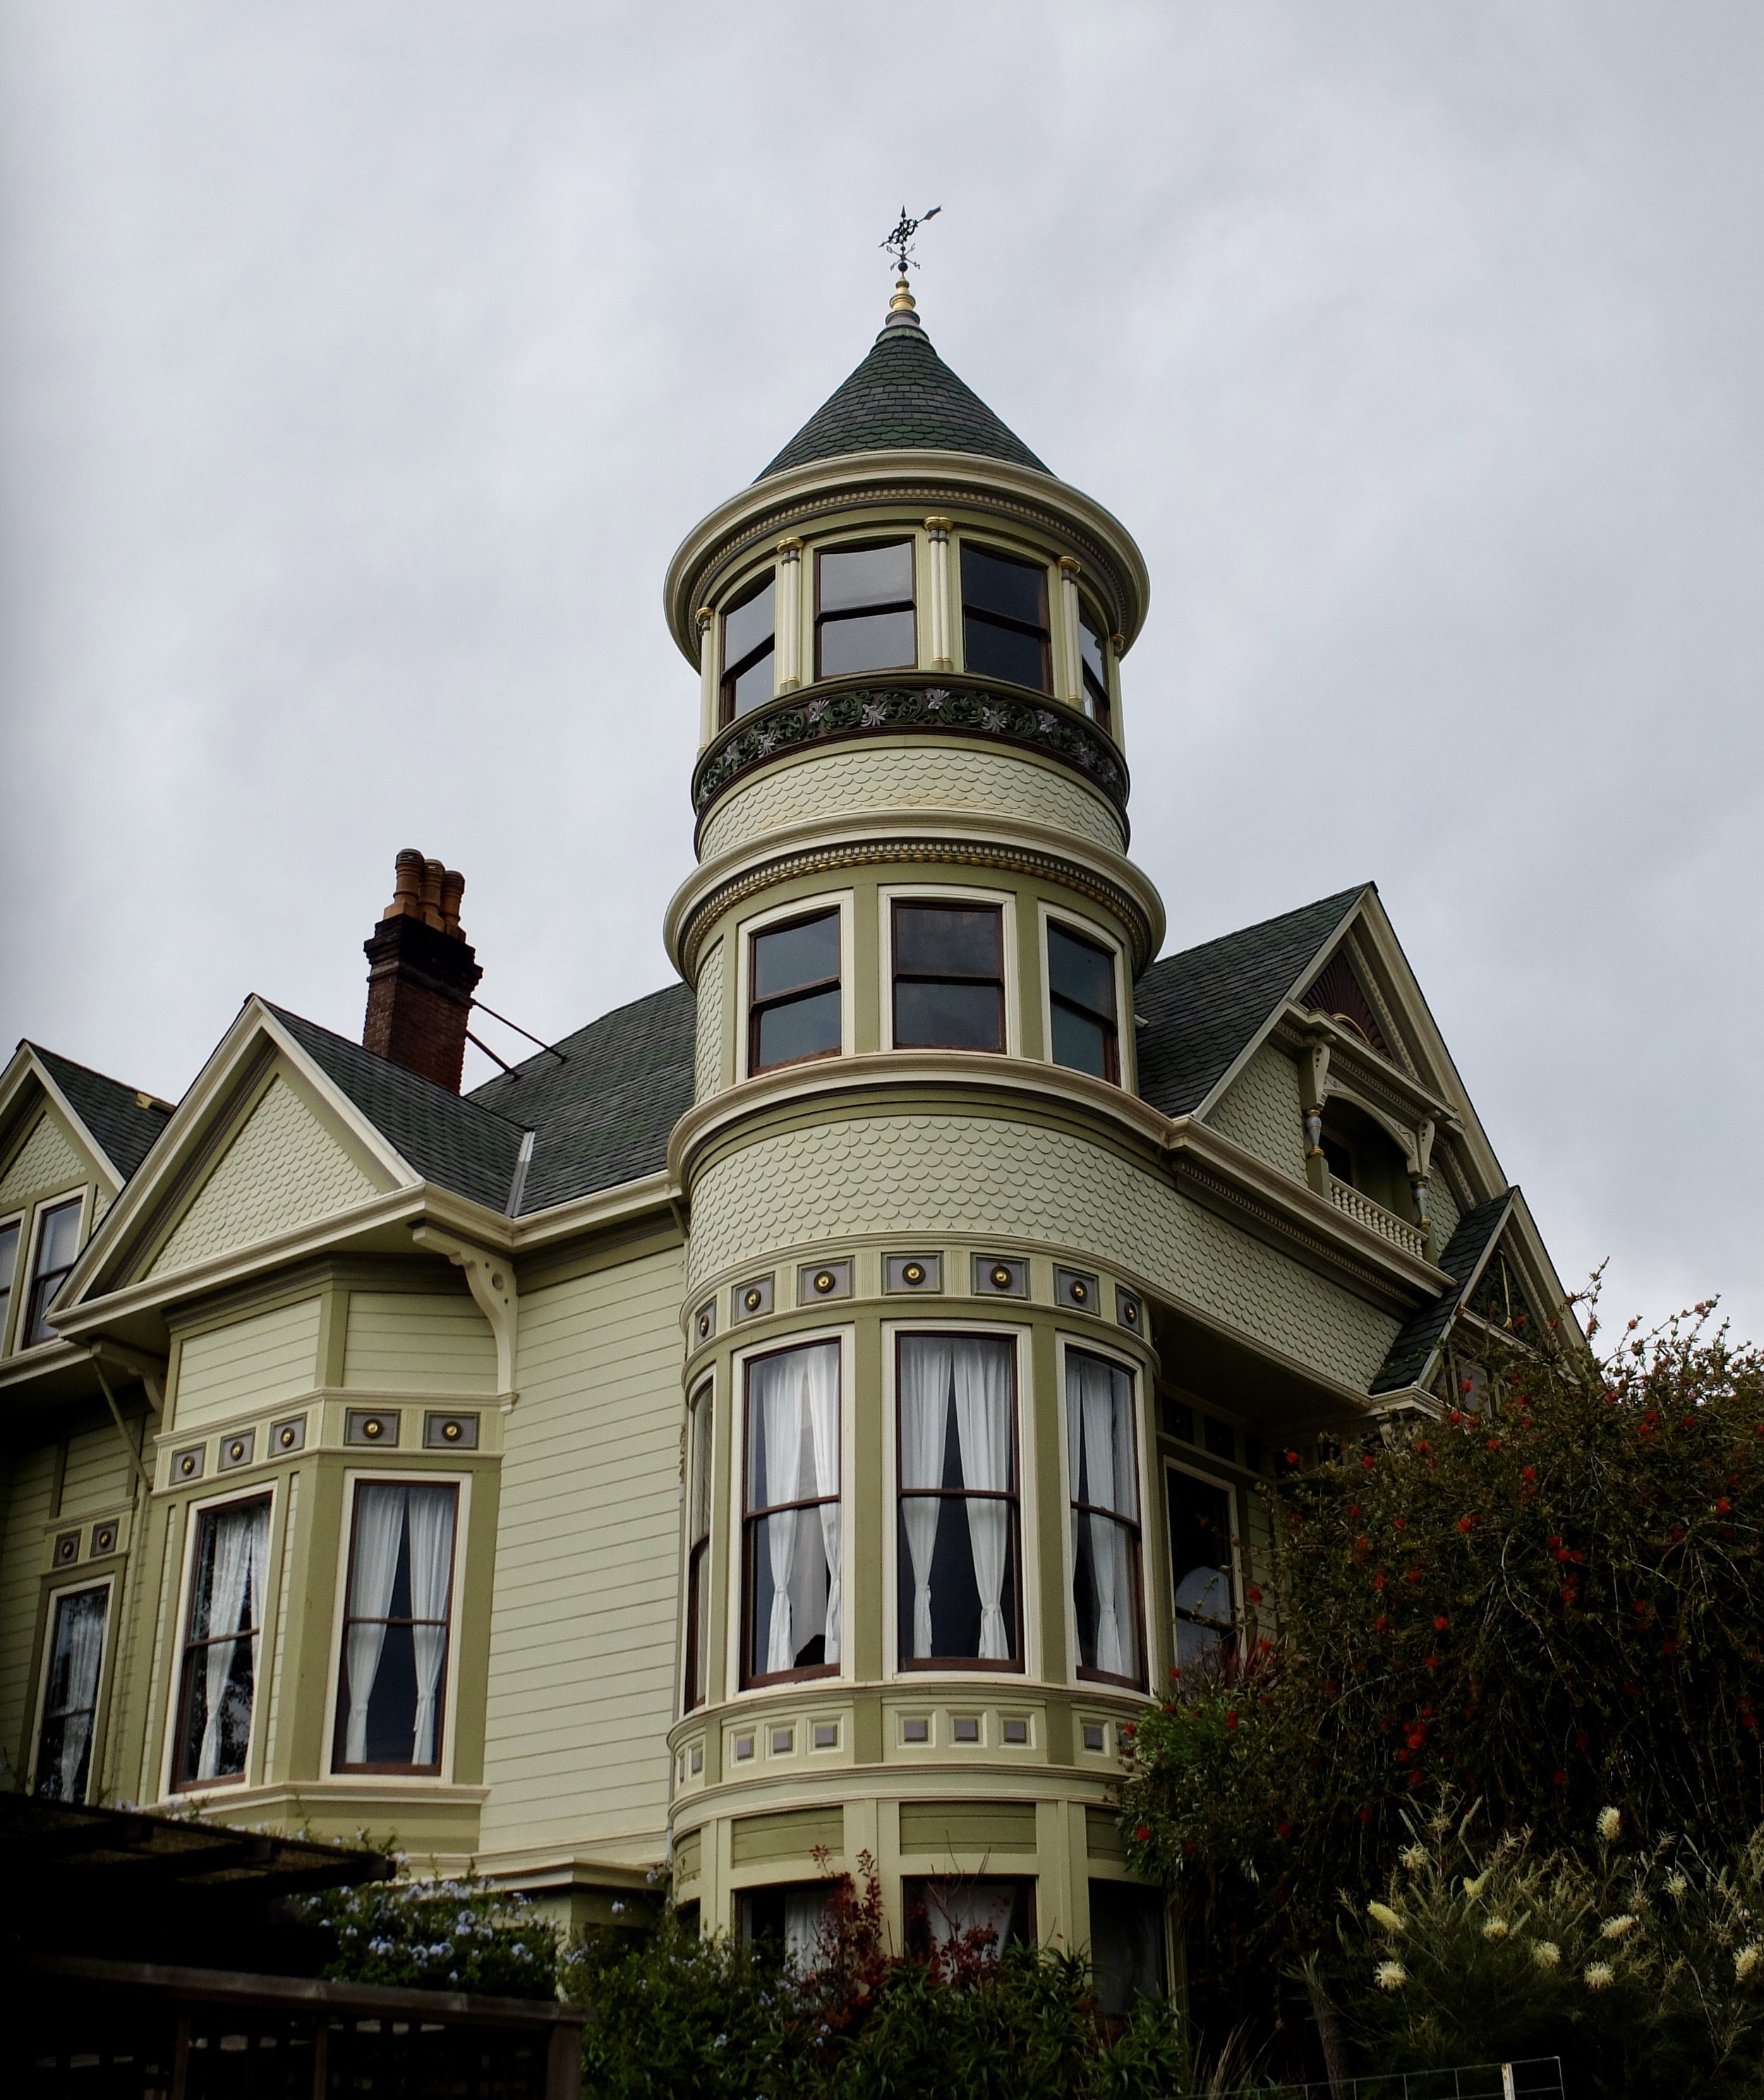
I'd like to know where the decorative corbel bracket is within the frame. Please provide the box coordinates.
[411,1226,519,1400]
[90,1338,168,1416]
[1299,1035,1332,1196]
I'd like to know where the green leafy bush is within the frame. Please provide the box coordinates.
[1343,1804,1763,2098]
[301,1864,560,1999]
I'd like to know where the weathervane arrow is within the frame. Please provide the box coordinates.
[882,205,941,279]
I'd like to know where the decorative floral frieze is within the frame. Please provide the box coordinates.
[691,675,1129,819]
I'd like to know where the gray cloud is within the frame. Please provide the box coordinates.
[1,1,1758,1336]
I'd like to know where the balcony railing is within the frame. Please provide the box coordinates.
[1330,1178,1426,1258]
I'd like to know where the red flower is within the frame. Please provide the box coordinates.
[1406,1570,1423,1585]
[1554,1769,1568,1785]
[1408,1770,1425,1790]
[1373,1571,1387,1591]
[1247,1585,1262,1603]
[1456,1515,1477,1533]
[1434,1615,1449,1631]
[1486,1436,1502,1452]
[1521,1466,1537,1483]
[1135,1825,1151,1842]
[1717,1497,1733,1514]
[1374,1615,1388,1631]
[1424,1655,1439,1672]
[1277,1821,1291,1838]
[1575,1731,1590,1750]
[1285,1450,1300,1466]
[1450,1410,1465,1425]
[1361,1455,1377,1471]
[1415,1439,1431,1453]
[1225,1710,1239,1731]
[1122,1722,1136,1738]
[1183,1840,1196,1855]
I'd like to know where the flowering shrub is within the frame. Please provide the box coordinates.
[1119,1304,1763,1964]
[301,1859,560,1999]
[1344,1803,1763,2095]
[562,1855,1198,2099]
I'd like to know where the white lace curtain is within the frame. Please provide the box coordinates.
[343,1483,456,1766]
[924,1879,1017,1955]
[751,1343,840,1673]
[1068,1353,1137,1679]
[46,1587,107,1801]
[900,1336,1014,1661]
[195,1499,270,1781]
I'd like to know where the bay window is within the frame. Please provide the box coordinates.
[333,1480,459,1773]
[906,1878,1034,1962]
[1046,921,1119,1082]
[815,541,915,677]
[174,1497,272,1787]
[1167,1467,1236,1672]
[749,910,841,1073]
[720,573,776,723]
[961,545,1051,692]
[684,1383,713,1712]
[896,1334,1021,1670]
[1078,605,1111,727]
[35,1584,108,1802]
[892,901,1005,1053]
[23,1195,81,1346]
[743,1341,841,1684]
[1066,1351,1144,1686]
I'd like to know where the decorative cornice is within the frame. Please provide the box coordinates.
[692,673,1127,822]
[673,833,1159,979]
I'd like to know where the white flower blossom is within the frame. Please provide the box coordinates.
[1584,1962,1615,1990]
[1601,1915,1637,1941]
[1462,1871,1490,1897]
[1374,1961,1408,1991]
[1399,1845,1427,1873]
[1667,1873,1689,1900]
[1596,1807,1621,1842]
[1736,1944,1761,1983]
[1367,1900,1406,1933]
[1533,1941,1561,1969]
[1482,1918,1510,1941]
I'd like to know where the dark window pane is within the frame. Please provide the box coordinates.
[962,546,1046,626]
[1168,1473,1233,1631]
[756,988,841,1070]
[180,1635,258,1780]
[724,577,774,665]
[1322,1135,1353,1185]
[819,608,916,676]
[25,1197,81,1345]
[747,1509,833,1676]
[895,981,1003,1052]
[1051,1004,1108,1078]
[1078,610,1107,689]
[819,541,912,613]
[963,616,1048,692]
[731,651,775,716]
[753,912,839,1000]
[0,1221,19,1334]
[1048,924,1115,1020]
[1089,1883,1166,2013]
[894,905,1001,978]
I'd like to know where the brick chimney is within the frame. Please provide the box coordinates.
[362,849,482,1092]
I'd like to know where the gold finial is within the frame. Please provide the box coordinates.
[888,274,917,315]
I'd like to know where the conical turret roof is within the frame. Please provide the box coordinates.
[758,310,1049,481]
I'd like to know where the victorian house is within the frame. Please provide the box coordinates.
[0,276,1567,2005]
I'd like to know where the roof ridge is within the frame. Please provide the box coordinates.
[1148,883,1370,974]
[28,1040,168,1104]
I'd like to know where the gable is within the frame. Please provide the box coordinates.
[1302,950,1394,1061]
[1461,1231,1548,1341]
[0,1109,90,1209]
[147,1073,386,1279]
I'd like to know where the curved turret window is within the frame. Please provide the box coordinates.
[749,910,842,1073]
[720,574,776,723]
[815,541,916,677]
[1047,920,1119,1082]
[1078,605,1111,728]
[961,545,1051,694]
[891,902,1005,1054]
[742,1341,841,1686]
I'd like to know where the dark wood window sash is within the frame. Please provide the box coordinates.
[330,1480,458,1779]
[1048,924,1120,1085]
[171,1497,271,1792]
[890,903,1006,1054]
[814,541,917,680]
[748,912,842,1077]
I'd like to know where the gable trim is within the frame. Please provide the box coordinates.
[0,1047,126,1200]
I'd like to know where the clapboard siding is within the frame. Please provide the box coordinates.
[0,1446,56,1776]
[174,1300,322,1431]
[59,1425,131,1518]
[478,1244,686,1856]
[343,1293,497,1394]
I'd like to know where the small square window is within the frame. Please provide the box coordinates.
[902,1716,929,1744]
[1161,1399,1193,1442]
[1204,1418,1236,1463]
[1082,1722,1107,1754]
[1003,1717,1029,1746]
[771,1727,794,1756]
[953,1716,980,1744]
[733,1734,755,1762]
[812,1722,838,1750]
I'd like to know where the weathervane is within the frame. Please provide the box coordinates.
[881,205,941,279]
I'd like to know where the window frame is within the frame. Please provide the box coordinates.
[1058,1338,1149,1693]
[883,885,1015,1058]
[20,1188,87,1351]
[736,891,853,1083]
[718,567,778,728]
[737,1334,849,1693]
[1163,1458,1242,1677]
[1077,599,1113,730]
[957,540,1053,696]
[327,1473,464,1779]
[891,1328,1026,1676]
[902,1875,1037,1962]
[0,1209,25,1356]
[813,536,918,680]
[1039,905,1126,1087]
[683,1377,715,1714]
[31,1575,114,1804]
[166,1485,277,1796]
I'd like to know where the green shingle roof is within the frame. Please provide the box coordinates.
[30,1045,172,1182]
[1369,1193,1514,1396]
[759,320,1049,481]
[1132,887,1367,1120]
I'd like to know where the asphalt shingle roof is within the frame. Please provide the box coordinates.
[31,1045,172,1183]
[1369,1192,1514,1396]
[759,322,1049,481]
[1132,887,1366,1120]
[466,984,696,1213]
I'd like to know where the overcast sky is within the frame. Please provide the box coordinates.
[1,3,1758,1341]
